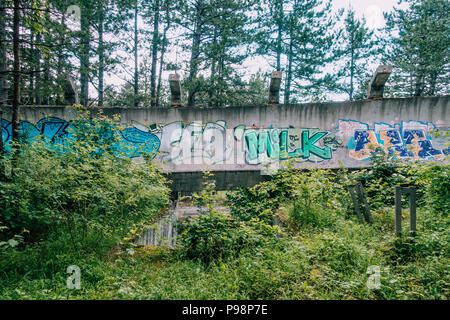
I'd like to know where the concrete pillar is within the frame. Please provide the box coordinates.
[367,65,393,99]
[169,74,182,107]
[268,71,282,104]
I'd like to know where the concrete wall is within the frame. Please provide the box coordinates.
[1,96,449,180]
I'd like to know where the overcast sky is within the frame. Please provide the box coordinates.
[333,0,399,28]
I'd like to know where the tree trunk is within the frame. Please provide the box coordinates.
[284,19,293,104]
[275,0,283,71]
[150,0,160,107]
[29,32,34,104]
[209,28,217,107]
[284,52,292,104]
[10,0,21,176]
[187,1,203,107]
[414,62,426,97]
[11,0,21,146]
[350,43,354,101]
[80,6,90,106]
[98,3,104,106]
[156,15,170,107]
[0,0,7,106]
[218,39,225,107]
[414,73,424,97]
[35,32,41,104]
[42,33,50,105]
[428,73,437,96]
[57,14,65,104]
[134,1,139,107]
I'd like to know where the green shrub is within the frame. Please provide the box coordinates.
[287,169,347,231]
[227,165,349,224]
[179,172,283,265]
[178,207,282,265]
[226,177,292,224]
[227,166,350,230]
[347,151,433,209]
[421,164,449,215]
[288,203,336,230]
[0,108,170,249]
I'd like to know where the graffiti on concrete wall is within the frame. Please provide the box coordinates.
[1,117,160,159]
[1,117,448,165]
[334,119,449,161]
[146,121,342,165]
[233,125,342,165]
[153,120,234,164]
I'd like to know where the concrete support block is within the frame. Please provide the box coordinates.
[268,71,282,104]
[169,74,182,107]
[367,65,393,99]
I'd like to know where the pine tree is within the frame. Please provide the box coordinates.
[139,0,174,107]
[175,0,254,107]
[77,1,93,106]
[155,0,173,106]
[254,0,286,72]
[383,0,450,97]
[255,0,338,104]
[92,0,127,106]
[336,8,380,101]
[205,0,252,106]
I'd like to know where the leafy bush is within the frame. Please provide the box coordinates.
[0,108,170,249]
[287,169,347,231]
[179,175,282,265]
[227,165,350,230]
[348,151,448,215]
[347,151,433,209]
[226,169,296,224]
[420,164,449,215]
[178,209,280,265]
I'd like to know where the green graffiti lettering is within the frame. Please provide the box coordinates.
[267,129,280,159]
[245,131,258,160]
[258,131,268,154]
[280,130,288,159]
[301,130,331,159]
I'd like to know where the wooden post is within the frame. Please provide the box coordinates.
[395,186,417,238]
[268,71,282,104]
[348,184,364,223]
[409,187,417,236]
[349,182,372,224]
[395,186,402,238]
[357,182,373,224]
